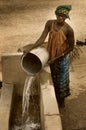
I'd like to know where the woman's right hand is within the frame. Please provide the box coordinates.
[17,48,22,52]
[17,44,33,53]
[17,48,30,54]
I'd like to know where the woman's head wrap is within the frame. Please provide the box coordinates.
[55,5,72,18]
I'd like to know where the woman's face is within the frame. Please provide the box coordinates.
[56,14,67,24]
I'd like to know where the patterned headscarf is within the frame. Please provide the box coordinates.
[55,5,72,18]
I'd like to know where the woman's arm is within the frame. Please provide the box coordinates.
[18,20,51,52]
[63,26,75,56]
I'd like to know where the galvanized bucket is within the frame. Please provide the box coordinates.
[21,47,49,75]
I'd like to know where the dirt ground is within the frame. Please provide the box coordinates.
[0,0,86,130]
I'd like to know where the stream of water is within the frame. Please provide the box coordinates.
[11,76,41,130]
[22,76,34,122]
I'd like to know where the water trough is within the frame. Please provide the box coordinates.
[0,52,62,130]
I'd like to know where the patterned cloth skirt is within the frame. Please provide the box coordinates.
[50,55,70,101]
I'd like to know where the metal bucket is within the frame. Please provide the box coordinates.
[21,47,49,75]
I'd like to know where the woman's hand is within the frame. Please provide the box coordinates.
[47,53,65,64]
[17,47,30,54]
[17,48,22,52]
[17,44,33,53]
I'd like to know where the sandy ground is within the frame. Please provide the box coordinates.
[61,63,86,130]
[0,0,86,130]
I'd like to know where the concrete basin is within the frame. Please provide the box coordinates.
[0,53,62,130]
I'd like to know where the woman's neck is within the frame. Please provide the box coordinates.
[57,21,65,26]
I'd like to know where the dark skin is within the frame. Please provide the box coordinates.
[19,14,75,63]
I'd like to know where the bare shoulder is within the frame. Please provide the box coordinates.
[65,22,74,33]
[46,19,55,25]
[45,19,56,30]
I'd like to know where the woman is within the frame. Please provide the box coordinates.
[19,5,75,107]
